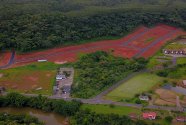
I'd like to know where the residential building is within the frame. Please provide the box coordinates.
[143,112,156,120]
[128,113,139,119]
[183,80,186,85]
[139,95,149,101]
[176,116,186,122]
[63,85,71,92]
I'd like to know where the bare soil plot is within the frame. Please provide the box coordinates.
[0,51,12,67]
[126,26,171,49]
[0,70,56,94]
[154,88,181,106]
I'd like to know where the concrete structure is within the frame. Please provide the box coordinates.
[162,48,186,55]
[56,75,66,80]
[176,116,186,122]
[143,112,156,120]
[183,80,186,85]
[38,60,48,62]
[0,74,3,78]
[139,95,149,101]
[52,86,57,94]
[128,113,139,119]
[63,85,71,92]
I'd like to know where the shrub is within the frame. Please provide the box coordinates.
[157,71,168,77]
[135,100,141,104]
[163,79,168,83]
[172,82,177,86]
[165,116,173,122]
[125,99,131,102]
[31,64,36,67]
[109,103,115,108]
[110,48,114,52]
[156,116,162,120]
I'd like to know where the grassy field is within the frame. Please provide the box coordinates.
[104,73,162,101]
[176,57,186,65]
[0,70,57,94]
[80,104,141,116]
[164,43,186,49]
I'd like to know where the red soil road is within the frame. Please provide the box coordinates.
[14,26,148,61]
[157,24,178,31]
[139,29,186,58]
[9,46,140,68]
[0,51,12,67]
[126,26,171,49]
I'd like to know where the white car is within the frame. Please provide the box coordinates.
[63,97,67,99]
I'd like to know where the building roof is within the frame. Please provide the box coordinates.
[139,95,148,100]
[128,113,139,118]
[183,80,186,85]
[63,85,71,89]
[143,112,156,119]
[176,116,186,120]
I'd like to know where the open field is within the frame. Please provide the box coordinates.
[154,88,181,106]
[80,104,141,116]
[164,43,186,49]
[176,57,186,65]
[0,69,57,94]
[1,24,186,69]
[104,73,162,101]
[126,26,172,49]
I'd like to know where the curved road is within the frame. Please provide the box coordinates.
[1,56,182,111]
[0,26,182,111]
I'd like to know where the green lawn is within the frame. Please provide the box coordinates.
[80,104,141,116]
[176,57,186,65]
[104,73,162,100]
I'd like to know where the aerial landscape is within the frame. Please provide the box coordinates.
[1,0,186,125]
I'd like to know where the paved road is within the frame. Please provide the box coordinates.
[0,27,179,69]
[0,26,182,111]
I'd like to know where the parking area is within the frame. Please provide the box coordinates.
[54,68,74,98]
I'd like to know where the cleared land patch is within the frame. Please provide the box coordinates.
[0,70,57,94]
[164,43,186,49]
[104,73,162,101]
[154,88,181,106]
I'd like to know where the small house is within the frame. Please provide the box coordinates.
[176,116,186,122]
[128,113,139,119]
[183,80,186,86]
[63,86,71,92]
[139,95,149,101]
[143,112,156,120]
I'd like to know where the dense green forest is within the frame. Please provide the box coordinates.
[71,51,148,98]
[1,0,186,52]
[0,92,82,117]
[0,113,45,125]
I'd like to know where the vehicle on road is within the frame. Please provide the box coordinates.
[158,107,161,109]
